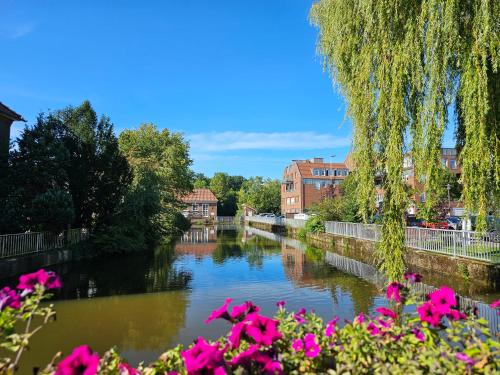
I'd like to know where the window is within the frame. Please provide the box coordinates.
[449,159,456,169]
[192,203,198,212]
[420,193,426,203]
[442,158,447,167]
[203,203,209,216]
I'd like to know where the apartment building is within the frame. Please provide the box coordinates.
[281,157,350,217]
[383,148,462,214]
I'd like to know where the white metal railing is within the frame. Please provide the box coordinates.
[216,216,237,223]
[0,229,89,259]
[324,221,500,263]
[244,216,306,229]
[245,216,499,263]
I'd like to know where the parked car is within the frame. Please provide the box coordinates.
[406,215,423,227]
[294,213,310,220]
[446,216,462,230]
[420,220,449,230]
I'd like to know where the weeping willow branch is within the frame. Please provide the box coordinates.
[311,0,499,279]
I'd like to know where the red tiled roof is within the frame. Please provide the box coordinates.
[181,188,218,203]
[295,161,348,179]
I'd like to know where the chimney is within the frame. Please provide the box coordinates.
[311,158,324,163]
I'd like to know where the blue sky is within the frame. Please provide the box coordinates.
[1,0,455,178]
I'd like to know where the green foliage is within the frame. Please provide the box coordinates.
[238,177,281,215]
[310,174,361,223]
[31,189,75,233]
[111,124,193,251]
[208,173,246,216]
[193,173,210,189]
[310,0,499,278]
[3,101,131,234]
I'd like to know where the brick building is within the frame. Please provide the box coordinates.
[0,102,25,167]
[181,188,218,221]
[281,157,350,217]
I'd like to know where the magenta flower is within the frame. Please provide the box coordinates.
[0,287,21,310]
[446,309,467,321]
[304,333,321,358]
[55,345,99,375]
[291,339,304,352]
[181,337,226,375]
[412,328,425,342]
[376,317,393,328]
[230,301,260,320]
[428,286,456,314]
[353,313,365,325]
[404,272,422,283]
[375,307,397,319]
[244,313,282,346]
[276,300,286,309]
[18,269,62,292]
[456,352,475,367]
[386,282,404,303]
[262,360,283,375]
[325,321,336,337]
[294,308,307,324]
[118,363,139,375]
[228,322,246,348]
[205,298,232,324]
[229,345,260,366]
[366,322,380,336]
[417,301,443,327]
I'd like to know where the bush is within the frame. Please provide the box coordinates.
[2,270,499,374]
[31,189,75,233]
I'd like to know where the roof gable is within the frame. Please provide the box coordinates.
[181,188,218,203]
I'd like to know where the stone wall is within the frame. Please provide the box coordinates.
[245,220,500,293]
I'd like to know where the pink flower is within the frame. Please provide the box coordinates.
[291,339,304,352]
[181,337,226,375]
[18,269,61,292]
[294,308,306,324]
[404,272,422,283]
[228,322,246,348]
[303,333,320,358]
[456,352,475,367]
[417,301,443,327]
[276,300,285,309]
[353,313,365,325]
[229,345,260,366]
[376,317,393,328]
[244,313,282,346]
[412,328,425,342]
[325,317,339,336]
[262,360,283,375]
[0,287,21,310]
[428,286,456,314]
[375,307,397,319]
[118,363,139,375]
[205,298,232,324]
[446,309,467,321]
[366,322,380,336]
[230,301,260,320]
[55,345,99,375]
[386,282,404,303]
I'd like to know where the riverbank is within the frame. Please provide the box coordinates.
[246,220,500,298]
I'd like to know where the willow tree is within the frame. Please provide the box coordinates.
[311,0,499,280]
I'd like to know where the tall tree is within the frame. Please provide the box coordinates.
[311,0,499,279]
[118,124,193,238]
[238,177,281,214]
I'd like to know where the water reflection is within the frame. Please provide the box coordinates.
[14,226,391,374]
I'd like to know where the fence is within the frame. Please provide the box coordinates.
[324,222,500,263]
[246,216,500,263]
[216,216,237,224]
[0,228,89,259]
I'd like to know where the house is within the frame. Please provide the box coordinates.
[281,157,350,217]
[241,204,257,217]
[181,188,218,221]
[0,102,25,166]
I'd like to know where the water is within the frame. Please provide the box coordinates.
[5,225,497,373]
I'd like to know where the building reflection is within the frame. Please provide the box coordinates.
[176,226,218,257]
[280,241,379,315]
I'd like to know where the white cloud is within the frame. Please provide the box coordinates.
[187,131,351,152]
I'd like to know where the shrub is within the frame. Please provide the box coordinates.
[298,216,325,239]
[2,270,500,374]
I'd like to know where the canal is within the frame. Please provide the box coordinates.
[5,225,499,374]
